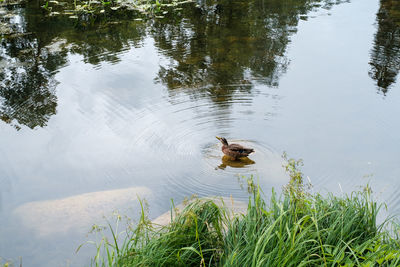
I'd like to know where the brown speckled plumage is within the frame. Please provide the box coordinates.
[216,137,254,160]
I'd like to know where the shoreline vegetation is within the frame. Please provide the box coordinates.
[40,0,193,20]
[82,157,400,267]
[0,0,193,20]
[1,0,193,37]
[1,158,400,266]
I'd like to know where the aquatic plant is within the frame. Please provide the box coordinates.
[0,259,15,267]
[40,0,192,20]
[85,159,400,266]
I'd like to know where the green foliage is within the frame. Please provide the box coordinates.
[121,199,225,266]
[87,189,400,266]
[282,152,307,199]
[41,1,51,11]
[40,0,191,19]
[223,189,400,266]
[85,157,400,266]
[0,259,13,267]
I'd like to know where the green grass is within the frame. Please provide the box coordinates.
[223,189,399,266]
[86,159,400,266]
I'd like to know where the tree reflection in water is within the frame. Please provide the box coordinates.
[369,0,400,95]
[0,0,348,130]
[0,2,146,130]
[152,0,348,106]
[0,15,63,129]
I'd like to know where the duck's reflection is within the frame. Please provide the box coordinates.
[218,155,255,170]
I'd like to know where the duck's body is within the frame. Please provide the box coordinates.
[216,136,254,160]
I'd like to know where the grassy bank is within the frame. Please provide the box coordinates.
[88,162,400,267]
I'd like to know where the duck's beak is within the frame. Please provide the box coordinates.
[216,136,222,141]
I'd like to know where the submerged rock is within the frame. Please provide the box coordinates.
[13,186,152,237]
[152,196,247,226]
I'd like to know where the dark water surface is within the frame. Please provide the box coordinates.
[1,0,400,265]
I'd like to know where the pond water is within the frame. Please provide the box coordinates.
[1,0,400,265]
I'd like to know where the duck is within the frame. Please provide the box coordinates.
[216,136,254,160]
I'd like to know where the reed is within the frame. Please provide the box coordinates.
[222,187,400,266]
[87,159,400,266]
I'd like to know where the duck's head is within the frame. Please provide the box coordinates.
[216,136,229,146]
